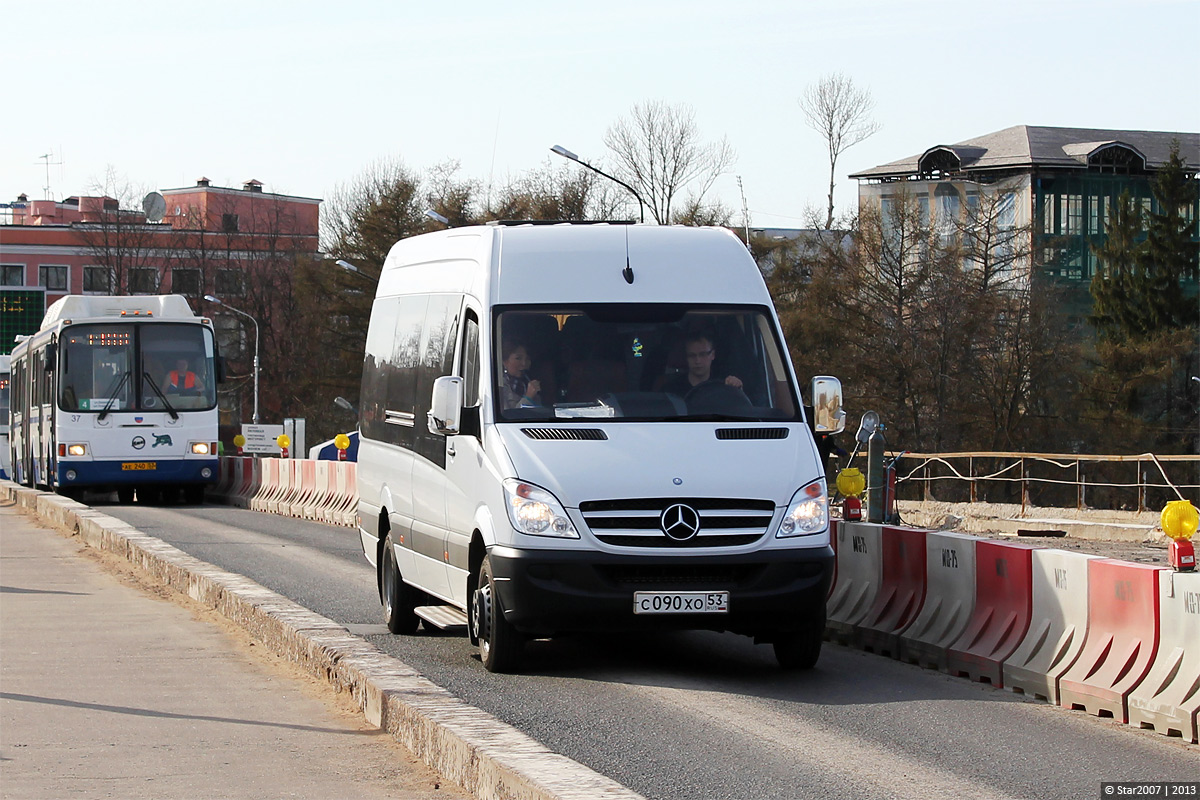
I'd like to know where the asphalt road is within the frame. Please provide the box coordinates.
[99,499,1198,800]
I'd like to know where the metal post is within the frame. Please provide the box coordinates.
[1020,458,1028,514]
[969,456,977,503]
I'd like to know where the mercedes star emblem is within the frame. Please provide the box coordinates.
[660,503,701,541]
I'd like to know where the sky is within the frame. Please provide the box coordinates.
[3,0,1198,232]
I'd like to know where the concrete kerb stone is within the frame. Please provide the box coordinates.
[0,480,646,800]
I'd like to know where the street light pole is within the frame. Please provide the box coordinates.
[550,145,646,223]
[204,294,260,424]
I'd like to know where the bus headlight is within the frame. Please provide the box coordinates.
[777,479,829,537]
[503,478,578,538]
[190,442,211,455]
[66,444,87,457]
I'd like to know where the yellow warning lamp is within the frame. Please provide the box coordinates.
[1161,499,1197,572]
[334,434,350,451]
[276,434,291,449]
[836,467,865,522]
[836,468,865,498]
[233,434,246,448]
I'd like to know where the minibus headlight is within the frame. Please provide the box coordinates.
[777,479,829,537]
[67,444,87,457]
[503,479,578,539]
[190,442,211,455]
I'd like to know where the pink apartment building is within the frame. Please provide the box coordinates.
[1,178,320,308]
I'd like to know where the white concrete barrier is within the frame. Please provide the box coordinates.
[826,521,883,644]
[1128,570,1200,743]
[899,531,977,671]
[1002,549,1099,704]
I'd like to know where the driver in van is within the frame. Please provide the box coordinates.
[164,358,204,394]
[661,333,743,396]
[500,341,541,409]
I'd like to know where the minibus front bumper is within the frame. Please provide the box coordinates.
[486,545,833,638]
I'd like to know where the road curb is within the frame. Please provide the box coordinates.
[1,482,645,800]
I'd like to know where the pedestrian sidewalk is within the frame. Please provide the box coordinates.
[0,500,468,800]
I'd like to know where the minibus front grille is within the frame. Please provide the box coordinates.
[598,563,760,586]
[579,498,775,548]
[522,427,608,441]
[715,428,789,440]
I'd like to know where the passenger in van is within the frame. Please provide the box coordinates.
[660,333,743,396]
[500,341,542,409]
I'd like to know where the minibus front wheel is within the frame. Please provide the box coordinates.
[771,611,825,670]
[472,555,524,673]
[382,533,419,634]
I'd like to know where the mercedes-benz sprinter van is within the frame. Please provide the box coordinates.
[356,222,843,672]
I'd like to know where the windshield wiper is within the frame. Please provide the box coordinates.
[142,372,179,420]
[97,371,131,421]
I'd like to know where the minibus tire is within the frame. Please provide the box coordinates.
[772,616,824,670]
[473,555,523,673]
[382,535,419,635]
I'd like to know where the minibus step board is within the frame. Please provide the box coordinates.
[415,605,469,630]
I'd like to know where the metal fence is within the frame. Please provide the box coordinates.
[893,452,1200,512]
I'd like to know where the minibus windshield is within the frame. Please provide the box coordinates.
[495,305,799,422]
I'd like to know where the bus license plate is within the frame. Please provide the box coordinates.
[122,462,157,471]
[633,591,728,615]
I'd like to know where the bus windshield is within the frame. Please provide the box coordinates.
[60,323,216,412]
[494,305,799,423]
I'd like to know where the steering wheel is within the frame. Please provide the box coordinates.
[684,380,752,413]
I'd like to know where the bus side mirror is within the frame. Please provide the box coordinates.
[810,375,846,435]
[215,356,227,384]
[428,376,463,436]
[45,348,57,372]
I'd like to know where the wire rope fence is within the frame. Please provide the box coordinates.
[893,452,1199,512]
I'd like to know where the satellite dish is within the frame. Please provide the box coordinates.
[142,191,166,222]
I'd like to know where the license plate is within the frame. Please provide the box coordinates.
[122,462,157,471]
[633,591,729,615]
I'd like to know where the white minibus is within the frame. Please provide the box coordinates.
[356,223,843,672]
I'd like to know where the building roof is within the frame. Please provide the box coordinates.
[850,125,1199,180]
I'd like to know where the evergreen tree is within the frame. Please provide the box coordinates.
[1142,140,1199,331]
[1089,190,1146,337]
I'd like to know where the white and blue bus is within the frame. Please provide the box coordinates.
[0,354,10,481]
[8,294,223,503]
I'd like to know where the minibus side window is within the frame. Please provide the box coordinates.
[390,296,427,450]
[360,297,400,443]
[414,295,458,468]
[461,312,480,407]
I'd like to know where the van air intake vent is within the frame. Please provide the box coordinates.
[715,428,789,440]
[522,428,608,441]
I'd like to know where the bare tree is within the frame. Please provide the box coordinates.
[799,73,881,230]
[603,100,735,224]
[75,167,169,295]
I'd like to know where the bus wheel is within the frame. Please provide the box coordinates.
[184,485,205,505]
[117,487,135,504]
[381,534,419,634]
[472,555,523,673]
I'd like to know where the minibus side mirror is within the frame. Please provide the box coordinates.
[810,375,846,435]
[428,376,464,436]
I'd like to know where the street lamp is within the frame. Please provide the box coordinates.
[204,294,260,424]
[550,144,646,223]
[335,259,374,281]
